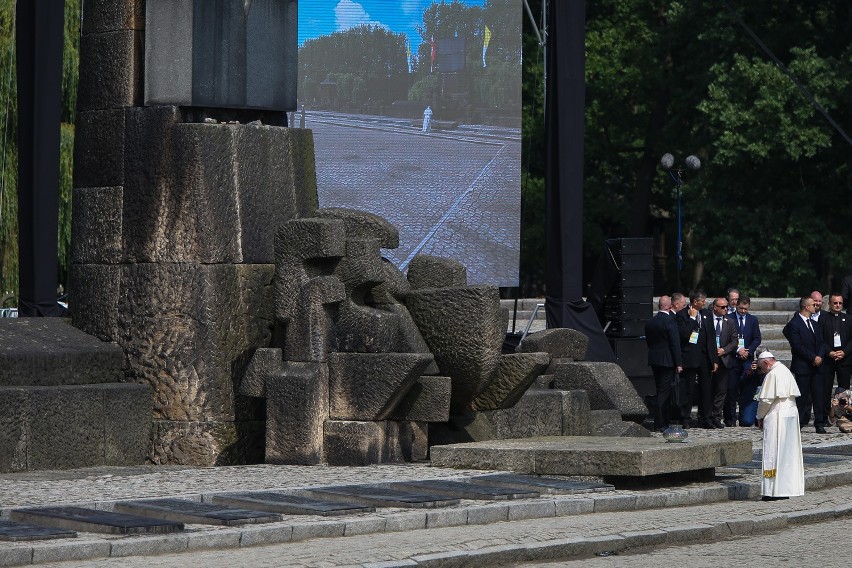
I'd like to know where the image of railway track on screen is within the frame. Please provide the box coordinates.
[299,0,522,286]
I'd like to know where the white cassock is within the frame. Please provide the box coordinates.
[757,361,805,497]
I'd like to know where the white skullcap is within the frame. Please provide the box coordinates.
[756,351,775,360]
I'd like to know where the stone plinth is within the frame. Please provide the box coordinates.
[429,436,753,477]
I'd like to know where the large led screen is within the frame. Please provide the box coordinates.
[298,0,522,286]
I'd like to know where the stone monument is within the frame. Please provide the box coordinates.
[68,0,650,468]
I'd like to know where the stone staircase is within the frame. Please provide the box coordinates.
[503,297,799,366]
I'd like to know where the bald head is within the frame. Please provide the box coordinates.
[658,295,672,311]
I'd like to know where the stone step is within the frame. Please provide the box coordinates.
[0,319,125,386]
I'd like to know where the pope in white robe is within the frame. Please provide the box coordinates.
[755,351,805,499]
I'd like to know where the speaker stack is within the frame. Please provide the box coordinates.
[600,238,655,403]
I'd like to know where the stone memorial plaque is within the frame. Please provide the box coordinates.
[114,498,281,525]
[392,479,539,500]
[470,474,615,495]
[307,485,460,508]
[803,445,852,456]
[0,520,76,542]
[722,451,846,473]
[10,507,183,535]
[211,493,375,516]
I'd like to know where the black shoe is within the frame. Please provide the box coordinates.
[816,425,827,434]
[761,496,789,501]
[713,418,725,429]
[700,419,716,429]
[724,420,735,427]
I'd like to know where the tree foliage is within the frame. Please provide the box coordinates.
[521,0,852,297]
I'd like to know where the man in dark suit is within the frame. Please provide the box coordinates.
[676,289,719,428]
[818,294,852,425]
[725,294,762,426]
[709,297,739,428]
[783,296,827,432]
[841,276,852,308]
[645,296,683,431]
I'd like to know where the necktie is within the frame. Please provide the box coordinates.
[715,317,722,335]
[807,319,814,333]
[739,315,745,333]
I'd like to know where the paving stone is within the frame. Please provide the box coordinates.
[383,512,427,533]
[725,518,755,536]
[752,513,788,531]
[29,539,109,564]
[290,520,346,542]
[210,492,374,516]
[619,528,668,548]
[113,498,281,526]
[554,498,595,516]
[662,523,724,543]
[186,529,242,551]
[634,492,667,509]
[423,507,468,529]
[363,561,418,568]
[0,547,33,567]
[0,520,76,542]
[506,500,556,521]
[465,503,509,525]
[10,507,183,535]
[238,525,293,547]
[593,494,637,512]
[343,517,387,536]
[109,534,189,557]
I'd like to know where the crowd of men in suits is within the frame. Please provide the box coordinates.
[644,287,852,434]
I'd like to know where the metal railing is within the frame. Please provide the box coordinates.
[0,307,17,317]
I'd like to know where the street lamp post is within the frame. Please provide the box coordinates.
[660,153,701,291]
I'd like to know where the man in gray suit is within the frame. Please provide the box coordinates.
[645,296,683,431]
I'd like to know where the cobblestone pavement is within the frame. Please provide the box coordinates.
[518,517,845,567]
[309,111,521,286]
[33,480,851,568]
[1,424,851,566]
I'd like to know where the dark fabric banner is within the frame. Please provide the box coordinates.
[543,1,614,362]
[16,0,66,317]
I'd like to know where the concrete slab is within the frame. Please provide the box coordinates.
[210,493,375,516]
[306,485,460,508]
[429,436,753,477]
[469,474,614,495]
[391,479,539,500]
[113,498,281,526]
[10,507,183,535]
[0,520,76,542]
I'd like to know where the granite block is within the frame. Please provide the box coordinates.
[406,286,504,413]
[519,328,589,361]
[31,540,110,564]
[71,186,124,264]
[266,363,328,465]
[238,525,293,547]
[73,109,125,189]
[70,264,121,343]
[553,361,648,421]
[406,255,467,289]
[82,0,144,34]
[506,500,556,521]
[0,318,125,386]
[78,30,143,111]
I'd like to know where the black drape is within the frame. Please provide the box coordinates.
[543,0,614,362]
[16,0,66,317]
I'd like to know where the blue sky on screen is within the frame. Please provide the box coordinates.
[299,0,486,53]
